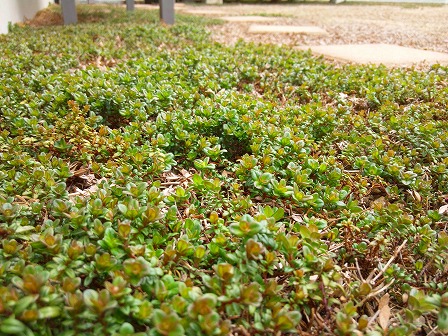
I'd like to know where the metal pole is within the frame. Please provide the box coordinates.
[61,0,77,25]
[160,0,174,25]
[126,0,135,11]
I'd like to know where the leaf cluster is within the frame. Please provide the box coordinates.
[0,5,447,335]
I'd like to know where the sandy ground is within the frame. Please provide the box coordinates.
[176,3,448,53]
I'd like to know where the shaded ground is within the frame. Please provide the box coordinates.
[178,3,448,53]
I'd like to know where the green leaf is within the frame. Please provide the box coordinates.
[192,174,204,186]
[38,306,61,319]
[438,308,448,332]
[118,204,128,215]
[272,208,284,221]
[119,322,135,335]
[14,295,37,315]
[0,318,26,334]
[15,226,35,234]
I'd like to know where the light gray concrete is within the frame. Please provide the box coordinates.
[221,16,278,22]
[160,0,175,25]
[0,0,49,34]
[62,0,78,25]
[126,0,135,11]
[183,9,227,15]
[78,0,121,2]
[248,25,328,35]
[347,0,447,3]
[297,44,448,66]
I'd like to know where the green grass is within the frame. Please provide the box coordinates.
[0,4,447,336]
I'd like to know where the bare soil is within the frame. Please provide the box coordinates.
[27,7,63,26]
[181,3,448,53]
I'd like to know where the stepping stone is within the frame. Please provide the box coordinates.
[298,44,448,67]
[133,4,185,10]
[183,9,226,15]
[248,25,327,35]
[221,16,278,22]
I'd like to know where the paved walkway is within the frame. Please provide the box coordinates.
[297,44,448,67]
[176,4,448,67]
[220,16,277,22]
[248,24,327,35]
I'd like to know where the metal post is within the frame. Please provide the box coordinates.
[160,0,174,25]
[61,0,77,25]
[126,0,135,11]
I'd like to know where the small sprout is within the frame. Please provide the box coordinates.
[67,240,83,260]
[66,292,84,312]
[358,282,372,297]
[117,221,131,239]
[105,276,129,298]
[189,293,217,317]
[83,289,117,315]
[153,309,184,336]
[2,239,21,255]
[194,245,207,261]
[229,214,264,238]
[215,263,234,282]
[95,253,115,271]
[209,211,219,224]
[123,257,151,285]
[241,283,262,307]
[245,239,264,260]
[274,311,302,332]
[62,277,81,293]
[143,205,162,224]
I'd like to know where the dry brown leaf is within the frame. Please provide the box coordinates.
[165,174,182,181]
[180,169,192,178]
[439,204,448,215]
[378,294,390,331]
[292,214,303,223]
[372,196,389,211]
[378,293,389,309]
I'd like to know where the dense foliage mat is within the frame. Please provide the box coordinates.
[0,5,447,336]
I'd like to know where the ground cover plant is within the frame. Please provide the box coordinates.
[0,4,447,336]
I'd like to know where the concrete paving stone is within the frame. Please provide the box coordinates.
[220,16,278,22]
[297,44,448,66]
[183,9,227,15]
[248,24,328,35]
[132,4,185,10]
